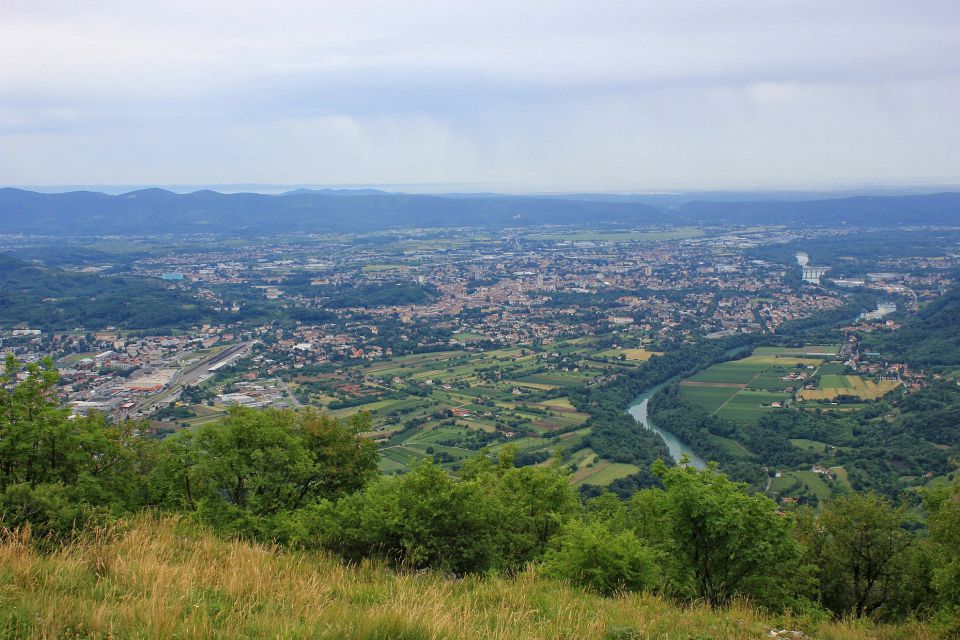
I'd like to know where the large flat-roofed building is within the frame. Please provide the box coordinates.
[123,368,177,392]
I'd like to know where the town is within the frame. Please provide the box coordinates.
[3,223,953,500]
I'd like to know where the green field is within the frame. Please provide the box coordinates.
[575,462,642,486]
[789,438,832,454]
[792,471,834,500]
[753,344,840,357]
[708,435,751,457]
[689,363,761,384]
[679,347,836,423]
[818,362,847,375]
[819,374,850,388]
[746,372,804,391]
[569,449,642,487]
[768,470,834,501]
[680,385,741,412]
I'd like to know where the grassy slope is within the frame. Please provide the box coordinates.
[0,516,935,640]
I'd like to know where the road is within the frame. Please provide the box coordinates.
[279,377,303,407]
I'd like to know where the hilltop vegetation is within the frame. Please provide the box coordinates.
[0,516,943,640]
[2,355,960,639]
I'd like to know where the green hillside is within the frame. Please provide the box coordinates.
[864,286,960,369]
[0,253,208,330]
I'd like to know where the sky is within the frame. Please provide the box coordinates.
[2,1,959,192]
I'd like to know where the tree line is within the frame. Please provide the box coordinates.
[649,380,960,499]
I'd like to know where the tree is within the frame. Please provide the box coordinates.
[0,356,152,537]
[654,460,799,606]
[150,407,378,539]
[311,452,578,575]
[925,473,960,621]
[463,447,579,567]
[543,519,659,596]
[313,461,500,573]
[813,493,913,618]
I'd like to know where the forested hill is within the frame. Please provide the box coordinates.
[0,188,669,235]
[865,285,960,368]
[675,192,960,226]
[2,188,960,235]
[0,253,206,330]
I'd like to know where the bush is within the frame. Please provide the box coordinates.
[308,462,499,573]
[306,455,578,575]
[543,519,659,596]
[0,482,105,541]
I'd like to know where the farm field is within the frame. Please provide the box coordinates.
[798,375,901,401]
[767,470,834,501]
[279,336,630,482]
[715,388,790,423]
[680,350,823,423]
[817,362,847,376]
[753,344,840,357]
[680,384,741,412]
[708,434,751,457]
[575,462,643,486]
[818,374,849,388]
[789,438,832,454]
[594,347,660,362]
[569,449,642,487]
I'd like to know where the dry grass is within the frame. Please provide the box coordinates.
[0,515,939,640]
[597,349,662,362]
[799,376,901,402]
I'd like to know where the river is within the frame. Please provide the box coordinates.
[627,383,707,469]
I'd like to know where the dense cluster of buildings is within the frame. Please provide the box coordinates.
[3,224,955,423]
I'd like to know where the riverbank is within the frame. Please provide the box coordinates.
[628,383,707,469]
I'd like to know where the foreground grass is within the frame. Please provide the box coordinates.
[0,516,938,640]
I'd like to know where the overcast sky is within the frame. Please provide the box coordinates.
[2,1,959,192]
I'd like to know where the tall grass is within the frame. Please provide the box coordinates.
[0,515,938,640]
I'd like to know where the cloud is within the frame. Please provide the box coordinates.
[1,0,959,189]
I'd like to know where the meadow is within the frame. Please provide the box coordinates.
[0,516,937,640]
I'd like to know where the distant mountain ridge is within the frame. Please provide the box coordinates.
[0,188,668,235]
[0,188,958,235]
[675,192,960,226]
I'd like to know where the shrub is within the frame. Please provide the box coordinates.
[543,519,659,596]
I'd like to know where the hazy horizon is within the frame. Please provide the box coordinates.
[6,181,960,198]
